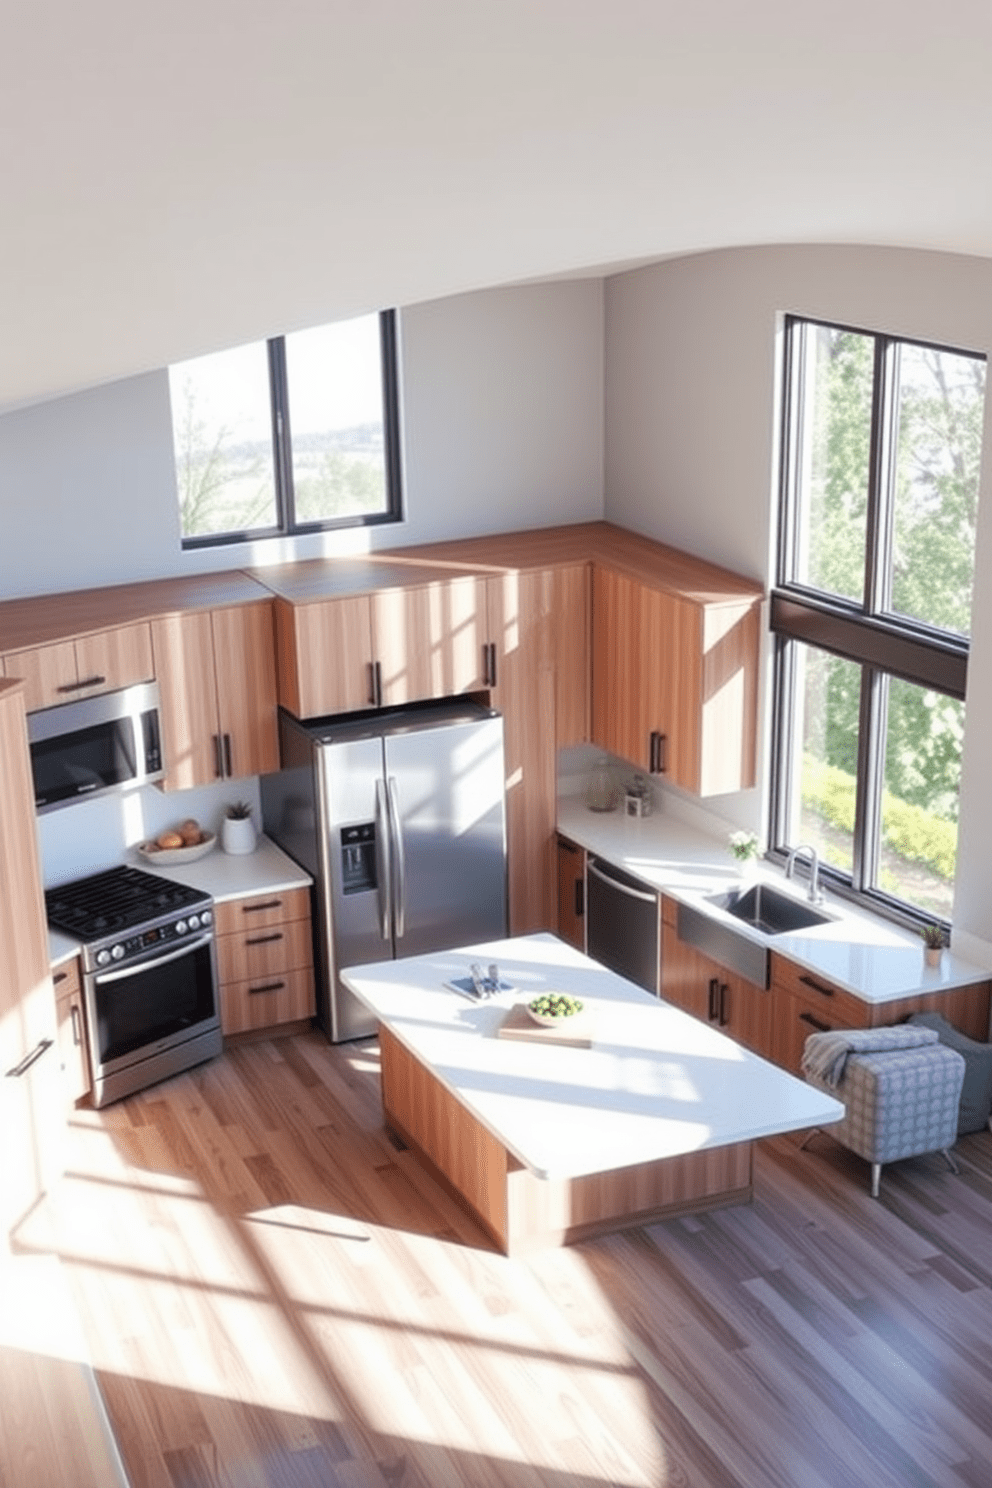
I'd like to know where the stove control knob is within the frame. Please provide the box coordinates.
[96,948,111,967]
[188,914,201,931]
[176,920,188,935]
[200,908,212,926]
[111,944,125,961]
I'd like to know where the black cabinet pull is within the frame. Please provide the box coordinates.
[367,662,378,706]
[213,733,224,778]
[223,733,233,777]
[800,1011,831,1032]
[245,932,283,946]
[719,982,730,1027]
[243,899,282,914]
[649,731,668,774]
[799,974,835,999]
[708,977,720,1021]
[248,981,286,995]
[374,661,383,707]
[56,674,107,693]
[53,970,67,985]
[575,878,584,918]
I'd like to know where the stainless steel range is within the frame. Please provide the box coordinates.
[46,864,222,1107]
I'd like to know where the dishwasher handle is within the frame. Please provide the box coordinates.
[587,857,658,904]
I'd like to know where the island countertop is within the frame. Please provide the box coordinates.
[341,933,843,1182]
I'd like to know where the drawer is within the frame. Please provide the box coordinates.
[214,886,310,936]
[219,965,316,1036]
[769,952,870,1029]
[51,957,82,1001]
[215,917,313,985]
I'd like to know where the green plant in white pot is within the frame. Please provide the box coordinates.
[728,830,760,878]
[222,801,257,855]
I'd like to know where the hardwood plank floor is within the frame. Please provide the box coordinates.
[18,1029,992,1487]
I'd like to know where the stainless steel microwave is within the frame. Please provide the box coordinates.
[26,681,165,813]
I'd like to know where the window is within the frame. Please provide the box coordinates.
[170,309,401,546]
[770,317,985,926]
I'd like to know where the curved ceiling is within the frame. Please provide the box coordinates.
[3,0,990,410]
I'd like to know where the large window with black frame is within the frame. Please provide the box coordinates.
[170,309,402,547]
[769,315,986,928]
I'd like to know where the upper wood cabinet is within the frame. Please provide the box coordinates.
[373,577,489,707]
[152,602,279,790]
[275,594,375,718]
[592,561,761,797]
[2,622,154,713]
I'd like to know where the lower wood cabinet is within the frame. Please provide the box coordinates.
[556,835,586,952]
[214,887,316,1037]
[661,899,773,1059]
[51,957,91,1105]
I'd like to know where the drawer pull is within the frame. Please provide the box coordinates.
[245,932,283,946]
[56,675,106,693]
[242,900,283,914]
[53,970,68,985]
[6,1038,54,1078]
[248,981,285,995]
[800,1011,831,1033]
[708,977,719,1022]
[719,982,730,1027]
[799,974,835,999]
[70,1004,83,1046]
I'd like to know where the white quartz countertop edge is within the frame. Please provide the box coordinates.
[341,933,845,1182]
[47,835,312,967]
[557,797,991,1005]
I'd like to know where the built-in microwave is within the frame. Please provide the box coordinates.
[26,680,164,813]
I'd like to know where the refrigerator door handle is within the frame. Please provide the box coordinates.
[387,775,406,940]
[374,778,392,941]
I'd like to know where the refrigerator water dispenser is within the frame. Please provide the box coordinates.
[340,823,377,894]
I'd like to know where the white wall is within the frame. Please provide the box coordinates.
[0,278,604,602]
[603,244,992,956]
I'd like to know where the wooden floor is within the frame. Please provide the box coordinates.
[15,1028,992,1487]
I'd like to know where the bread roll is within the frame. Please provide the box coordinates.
[157,830,183,850]
[180,819,202,845]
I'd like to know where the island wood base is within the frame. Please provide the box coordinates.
[378,1024,754,1255]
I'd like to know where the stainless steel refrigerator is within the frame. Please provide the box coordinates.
[261,700,508,1041]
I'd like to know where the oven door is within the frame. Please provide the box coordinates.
[86,932,220,1106]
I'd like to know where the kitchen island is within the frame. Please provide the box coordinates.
[341,933,843,1254]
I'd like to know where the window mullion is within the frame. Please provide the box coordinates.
[777,317,804,588]
[865,338,899,617]
[268,338,293,531]
[852,667,887,892]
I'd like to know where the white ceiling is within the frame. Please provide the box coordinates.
[4,0,992,412]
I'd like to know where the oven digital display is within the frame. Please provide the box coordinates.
[140,927,162,947]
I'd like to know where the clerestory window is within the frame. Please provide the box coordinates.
[769,316,985,927]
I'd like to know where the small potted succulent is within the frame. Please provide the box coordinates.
[921,923,945,968]
[222,800,257,856]
[728,830,760,878]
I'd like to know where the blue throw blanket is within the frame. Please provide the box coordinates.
[801,1025,939,1088]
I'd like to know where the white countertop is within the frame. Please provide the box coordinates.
[47,835,311,967]
[340,933,844,1181]
[557,796,992,1005]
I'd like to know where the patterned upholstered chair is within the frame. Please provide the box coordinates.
[802,1026,966,1198]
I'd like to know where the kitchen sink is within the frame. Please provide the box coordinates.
[704,884,833,936]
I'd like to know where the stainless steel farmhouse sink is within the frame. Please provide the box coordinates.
[676,883,834,988]
[704,884,833,936]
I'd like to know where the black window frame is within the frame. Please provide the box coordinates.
[180,308,403,550]
[769,314,982,931]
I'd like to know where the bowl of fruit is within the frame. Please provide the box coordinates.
[527,992,584,1028]
[138,819,217,864]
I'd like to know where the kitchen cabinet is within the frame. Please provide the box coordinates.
[275,594,375,717]
[0,681,62,1256]
[2,622,153,713]
[556,836,586,951]
[591,561,761,797]
[152,601,279,790]
[661,898,773,1058]
[51,957,91,1106]
[214,887,316,1037]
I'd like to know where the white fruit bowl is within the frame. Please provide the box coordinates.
[138,832,217,865]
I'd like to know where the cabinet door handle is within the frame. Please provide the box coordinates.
[6,1038,54,1078]
[649,731,668,774]
[248,981,286,995]
[708,977,720,1021]
[719,982,730,1027]
[483,642,497,689]
[367,661,378,707]
[245,932,283,946]
[575,878,584,918]
[213,733,224,779]
[56,675,107,693]
[243,899,283,913]
[800,1011,831,1032]
[798,974,835,999]
[223,733,233,777]
[70,1004,83,1046]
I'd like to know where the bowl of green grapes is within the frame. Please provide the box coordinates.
[527,993,584,1027]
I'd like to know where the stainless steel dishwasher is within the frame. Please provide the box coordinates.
[585,855,660,994]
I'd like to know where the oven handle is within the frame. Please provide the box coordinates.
[93,933,213,986]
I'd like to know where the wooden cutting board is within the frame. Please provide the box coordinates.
[495,1001,594,1047]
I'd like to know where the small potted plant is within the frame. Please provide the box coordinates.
[222,800,257,856]
[728,830,760,878]
[921,923,945,968]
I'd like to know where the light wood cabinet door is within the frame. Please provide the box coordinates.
[0,683,62,1256]
[556,836,586,951]
[372,577,488,706]
[216,887,315,1037]
[275,595,374,718]
[2,641,79,712]
[661,914,772,1058]
[4,623,153,712]
[553,563,590,748]
[52,960,91,1106]
[489,569,557,935]
[211,602,279,780]
[152,611,220,789]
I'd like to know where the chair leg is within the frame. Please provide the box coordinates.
[797,1128,820,1151]
[871,1162,882,1199]
[940,1148,959,1175]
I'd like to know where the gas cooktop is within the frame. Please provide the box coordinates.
[45,864,210,943]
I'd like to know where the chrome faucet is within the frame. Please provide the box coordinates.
[785,844,823,904]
